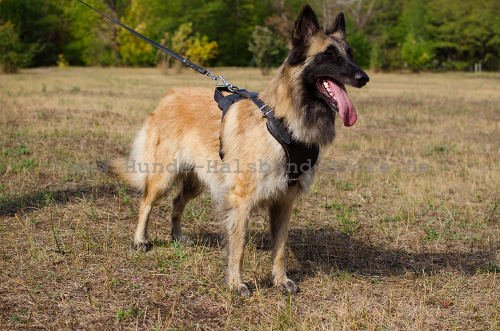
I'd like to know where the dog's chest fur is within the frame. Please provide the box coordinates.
[215,99,317,205]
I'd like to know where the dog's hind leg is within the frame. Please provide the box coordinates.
[269,186,300,294]
[171,172,202,243]
[133,173,173,251]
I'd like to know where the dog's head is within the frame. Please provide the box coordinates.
[286,5,369,127]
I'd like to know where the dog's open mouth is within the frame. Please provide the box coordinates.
[317,78,357,127]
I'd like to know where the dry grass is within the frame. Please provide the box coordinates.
[0,67,498,330]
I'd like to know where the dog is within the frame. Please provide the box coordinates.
[110,5,369,296]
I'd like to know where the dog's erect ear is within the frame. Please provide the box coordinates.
[292,5,320,47]
[326,12,346,39]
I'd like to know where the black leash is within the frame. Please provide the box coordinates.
[77,0,238,91]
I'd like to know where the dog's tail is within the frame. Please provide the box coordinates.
[105,158,145,191]
[99,126,148,191]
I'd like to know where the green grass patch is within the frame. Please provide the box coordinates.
[14,158,37,172]
[10,313,26,324]
[333,179,354,191]
[382,214,402,223]
[323,201,345,210]
[423,225,440,241]
[115,306,143,322]
[482,262,499,274]
[2,143,30,157]
[424,144,456,156]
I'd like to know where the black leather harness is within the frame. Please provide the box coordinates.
[214,87,319,186]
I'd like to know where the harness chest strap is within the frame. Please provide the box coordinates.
[214,87,319,186]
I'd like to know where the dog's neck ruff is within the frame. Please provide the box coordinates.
[214,87,319,186]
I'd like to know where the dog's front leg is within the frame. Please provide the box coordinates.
[224,201,251,296]
[270,187,300,294]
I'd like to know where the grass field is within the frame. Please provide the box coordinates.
[0,67,498,329]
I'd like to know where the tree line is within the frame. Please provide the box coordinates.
[0,0,498,73]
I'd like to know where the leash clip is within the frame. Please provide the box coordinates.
[212,75,239,92]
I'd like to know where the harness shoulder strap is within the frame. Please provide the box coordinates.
[214,88,319,185]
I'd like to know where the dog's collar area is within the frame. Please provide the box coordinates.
[214,87,319,186]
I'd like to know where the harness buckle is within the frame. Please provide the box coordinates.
[260,105,273,117]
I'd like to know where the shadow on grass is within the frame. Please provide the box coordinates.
[0,185,137,217]
[191,228,496,280]
[287,228,496,278]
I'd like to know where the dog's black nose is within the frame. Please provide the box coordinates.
[355,72,369,87]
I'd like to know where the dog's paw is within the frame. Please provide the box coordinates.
[131,241,152,252]
[278,279,300,295]
[236,283,251,297]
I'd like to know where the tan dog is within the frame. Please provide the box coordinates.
[111,5,368,295]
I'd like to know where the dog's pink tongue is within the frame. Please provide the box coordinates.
[329,81,357,127]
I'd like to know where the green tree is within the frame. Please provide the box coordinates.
[186,35,218,66]
[427,0,500,70]
[0,0,68,66]
[362,0,406,70]
[118,0,154,66]
[0,0,498,71]
[347,30,372,69]
[0,22,35,73]
[158,23,217,71]
[399,0,433,71]
[64,0,130,66]
[160,0,271,66]
[401,33,433,71]
[248,26,287,74]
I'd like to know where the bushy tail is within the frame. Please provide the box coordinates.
[98,125,148,191]
[106,158,145,191]
[109,158,146,191]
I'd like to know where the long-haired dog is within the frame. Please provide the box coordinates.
[111,5,369,295]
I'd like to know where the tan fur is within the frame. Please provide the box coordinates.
[110,10,352,295]
[306,34,331,57]
[110,84,308,292]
